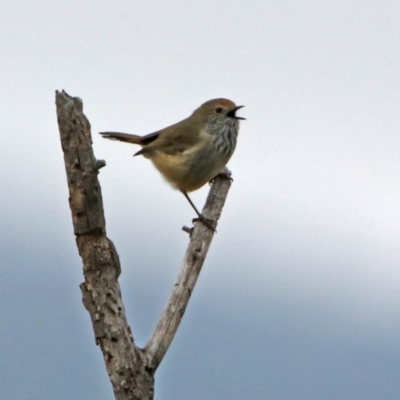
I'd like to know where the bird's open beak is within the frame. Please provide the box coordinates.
[227,105,246,120]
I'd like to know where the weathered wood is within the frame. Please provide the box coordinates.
[55,90,232,399]
[56,90,153,400]
[145,173,232,369]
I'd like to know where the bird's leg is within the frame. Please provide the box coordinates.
[182,191,216,231]
[182,191,202,218]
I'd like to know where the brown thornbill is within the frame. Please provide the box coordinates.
[100,98,245,229]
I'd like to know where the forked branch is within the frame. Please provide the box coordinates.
[55,90,232,400]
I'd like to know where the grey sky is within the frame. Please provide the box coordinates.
[1,0,400,399]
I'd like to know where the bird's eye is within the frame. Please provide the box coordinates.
[214,107,223,114]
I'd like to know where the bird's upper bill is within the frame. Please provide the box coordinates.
[227,105,245,120]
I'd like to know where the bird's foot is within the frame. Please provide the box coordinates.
[192,215,217,232]
[209,170,233,185]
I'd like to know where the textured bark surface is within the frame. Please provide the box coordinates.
[145,174,232,370]
[55,90,232,399]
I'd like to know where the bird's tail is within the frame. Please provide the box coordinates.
[99,131,143,145]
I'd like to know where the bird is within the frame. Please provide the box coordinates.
[100,98,245,229]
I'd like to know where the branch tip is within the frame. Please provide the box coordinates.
[182,226,193,235]
[95,159,106,170]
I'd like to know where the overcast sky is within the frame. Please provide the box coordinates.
[1,1,400,399]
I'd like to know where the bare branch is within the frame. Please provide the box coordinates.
[56,90,233,398]
[145,173,232,370]
[56,90,154,400]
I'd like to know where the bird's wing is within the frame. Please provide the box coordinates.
[102,118,202,157]
[136,118,200,156]
[139,131,161,145]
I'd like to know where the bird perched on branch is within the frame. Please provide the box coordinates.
[100,98,245,230]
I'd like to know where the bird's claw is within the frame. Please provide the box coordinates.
[192,216,217,232]
[209,172,233,185]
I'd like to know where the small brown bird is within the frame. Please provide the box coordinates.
[100,98,245,229]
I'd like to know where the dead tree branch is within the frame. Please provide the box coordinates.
[55,90,232,399]
[145,174,231,369]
